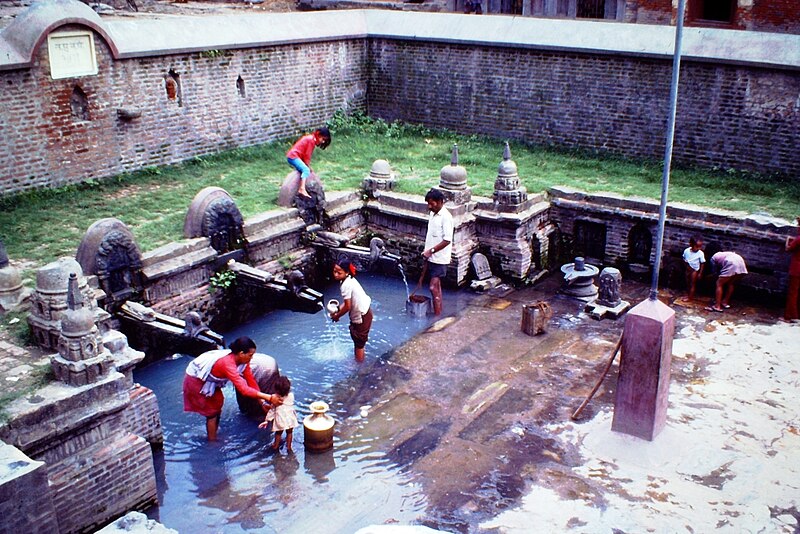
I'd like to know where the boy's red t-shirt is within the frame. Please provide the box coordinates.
[286,134,317,165]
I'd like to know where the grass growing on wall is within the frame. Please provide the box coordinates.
[1,110,798,278]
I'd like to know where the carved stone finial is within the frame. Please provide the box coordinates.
[438,144,471,203]
[492,142,529,211]
[66,272,83,311]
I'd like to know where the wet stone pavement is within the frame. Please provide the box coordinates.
[328,273,799,533]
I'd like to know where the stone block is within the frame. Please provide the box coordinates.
[612,298,675,441]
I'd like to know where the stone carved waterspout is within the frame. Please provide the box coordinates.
[117,300,224,362]
[226,260,322,314]
[311,234,401,276]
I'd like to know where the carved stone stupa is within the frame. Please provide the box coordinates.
[362,159,398,195]
[437,144,472,204]
[0,239,31,314]
[492,142,531,212]
[51,273,114,386]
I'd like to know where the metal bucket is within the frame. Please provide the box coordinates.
[406,294,431,317]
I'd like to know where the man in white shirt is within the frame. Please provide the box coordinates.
[421,188,454,315]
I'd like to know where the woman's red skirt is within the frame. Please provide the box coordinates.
[183,374,224,417]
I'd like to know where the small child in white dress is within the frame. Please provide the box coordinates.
[259,376,298,452]
[682,236,705,301]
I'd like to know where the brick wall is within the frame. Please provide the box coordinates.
[124,384,164,446]
[47,432,157,534]
[1,13,797,195]
[619,0,800,33]
[0,29,368,195]
[749,0,800,33]
[367,39,799,177]
[0,444,59,534]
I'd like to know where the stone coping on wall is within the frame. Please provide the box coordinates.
[243,208,303,237]
[0,370,129,452]
[140,238,217,281]
[2,2,799,70]
[548,186,796,238]
[0,440,44,483]
[243,208,307,245]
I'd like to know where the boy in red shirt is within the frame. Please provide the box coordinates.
[286,127,331,198]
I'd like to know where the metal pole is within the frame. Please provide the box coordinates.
[650,0,687,301]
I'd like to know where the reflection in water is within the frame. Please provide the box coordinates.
[137,274,467,533]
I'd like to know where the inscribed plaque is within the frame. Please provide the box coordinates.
[47,31,98,80]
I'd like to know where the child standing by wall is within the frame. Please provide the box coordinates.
[682,236,705,301]
[784,216,800,320]
[329,260,373,363]
[259,376,298,452]
[286,127,331,198]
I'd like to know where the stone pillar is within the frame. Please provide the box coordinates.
[612,298,675,440]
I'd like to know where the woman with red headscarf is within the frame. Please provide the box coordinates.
[329,260,373,362]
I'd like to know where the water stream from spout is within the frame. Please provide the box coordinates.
[398,263,410,301]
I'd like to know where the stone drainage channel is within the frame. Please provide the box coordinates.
[133,271,797,533]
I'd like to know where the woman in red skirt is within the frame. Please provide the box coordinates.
[183,336,281,441]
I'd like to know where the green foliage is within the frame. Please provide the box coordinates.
[200,49,225,59]
[209,269,237,293]
[277,255,294,270]
[0,311,33,347]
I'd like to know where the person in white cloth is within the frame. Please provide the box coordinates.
[259,375,298,452]
[183,336,281,441]
[682,235,706,301]
[420,188,454,315]
[329,259,373,362]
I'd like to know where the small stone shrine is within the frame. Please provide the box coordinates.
[51,273,115,386]
[184,187,245,254]
[28,258,111,351]
[585,267,631,319]
[0,239,31,314]
[362,159,398,195]
[76,218,143,308]
[278,172,327,226]
[437,144,472,204]
[492,142,532,212]
[469,252,502,291]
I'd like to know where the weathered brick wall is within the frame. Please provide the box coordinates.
[623,0,673,24]
[367,39,799,177]
[0,29,368,195]
[0,443,59,534]
[47,432,157,534]
[623,0,800,33]
[749,0,800,33]
[124,384,164,447]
